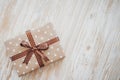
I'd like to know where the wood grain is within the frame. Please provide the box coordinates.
[0,0,120,80]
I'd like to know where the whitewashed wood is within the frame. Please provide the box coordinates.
[0,0,120,80]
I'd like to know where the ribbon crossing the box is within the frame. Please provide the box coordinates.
[10,30,59,67]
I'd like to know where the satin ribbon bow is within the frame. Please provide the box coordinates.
[10,30,59,67]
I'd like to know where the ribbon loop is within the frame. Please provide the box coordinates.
[37,43,49,50]
[20,40,31,48]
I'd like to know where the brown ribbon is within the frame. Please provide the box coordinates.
[10,30,59,67]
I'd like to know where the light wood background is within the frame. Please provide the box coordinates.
[0,0,120,80]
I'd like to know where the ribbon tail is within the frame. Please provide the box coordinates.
[36,50,49,62]
[10,49,31,61]
[34,51,44,67]
[23,51,33,65]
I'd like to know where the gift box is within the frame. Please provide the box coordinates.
[4,23,65,76]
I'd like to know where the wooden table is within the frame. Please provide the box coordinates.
[0,0,120,80]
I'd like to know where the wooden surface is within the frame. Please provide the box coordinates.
[0,0,120,80]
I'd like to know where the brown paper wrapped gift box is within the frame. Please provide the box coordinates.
[4,23,65,76]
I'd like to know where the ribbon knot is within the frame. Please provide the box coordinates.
[10,30,59,67]
[31,47,37,51]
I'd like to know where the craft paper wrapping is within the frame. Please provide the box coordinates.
[4,23,65,76]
